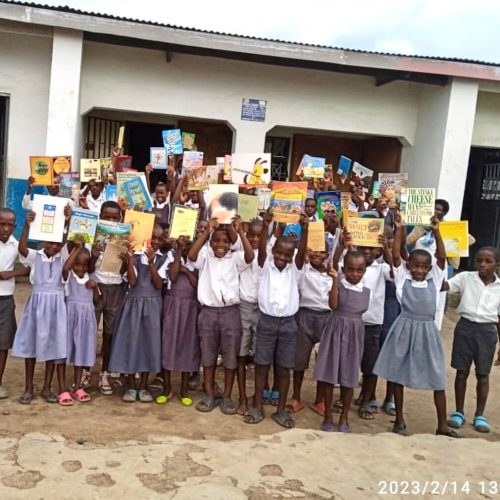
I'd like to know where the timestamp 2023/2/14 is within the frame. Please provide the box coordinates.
[378,480,499,496]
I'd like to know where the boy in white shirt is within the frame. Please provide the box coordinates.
[0,208,29,398]
[444,246,500,433]
[188,218,254,415]
[244,212,307,429]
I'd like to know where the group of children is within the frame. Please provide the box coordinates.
[0,173,499,438]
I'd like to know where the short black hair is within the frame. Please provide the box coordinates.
[100,201,121,215]
[410,249,432,264]
[435,199,450,214]
[155,182,167,190]
[476,246,500,262]
[159,221,170,230]
[305,197,316,203]
[344,250,365,266]
[211,227,229,240]
[273,235,295,250]
[76,247,91,259]
[0,207,16,220]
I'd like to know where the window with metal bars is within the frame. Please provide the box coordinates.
[480,163,500,201]
[84,116,125,159]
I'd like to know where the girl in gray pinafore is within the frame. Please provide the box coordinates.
[109,226,166,403]
[374,220,459,438]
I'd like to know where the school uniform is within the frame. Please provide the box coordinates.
[12,249,67,362]
[294,263,332,371]
[361,261,391,376]
[152,199,171,224]
[86,192,105,214]
[448,272,500,375]
[22,194,75,211]
[239,249,260,358]
[0,235,18,350]
[191,246,248,370]
[255,257,302,369]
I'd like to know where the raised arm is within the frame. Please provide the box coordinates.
[236,219,255,264]
[392,216,405,268]
[168,236,188,282]
[62,237,84,280]
[145,164,154,193]
[172,174,188,205]
[188,218,217,262]
[19,211,35,258]
[295,218,309,270]
[327,266,340,310]
[125,251,137,287]
[258,210,273,268]
[146,247,164,290]
[332,228,352,271]
[432,217,446,270]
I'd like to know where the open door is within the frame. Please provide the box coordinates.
[0,96,8,206]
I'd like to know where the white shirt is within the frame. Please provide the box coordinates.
[448,272,500,324]
[20,248,66,285]
[92,253,123,285]
[22,193,75,210]
[239,249,259,304]
[86,192,105,213]
[325,228,341,263]
[0,235,19,295]
[393,261,445,311]
[191,246,249,307]
[299,263,332,311]
[362,261,392,325]
[258,257,302,317]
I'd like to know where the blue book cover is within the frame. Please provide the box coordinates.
[316,191,341,219]
[284,223,302,239]
[68,208,99,244]
[337,156,352,176]
[105,184,117,201]
[301,155,325,179]
[162,129,183,155]
[123,177,153,211]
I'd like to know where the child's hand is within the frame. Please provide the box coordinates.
[262,209,273,228]
[177,235,189,249]
[91,243,102,258]
[378,233,388,248]
[25,211,36,226]
[27,176,35,187]
[73,236,84,249]
[327,264,339,279]
[145,246,156,263]
[64,203,72,221]
[288,231,298,244]
[79,196,89,210]
[0,271,15,280]
[166,165,175,178]
[145,163,154,174]
[342,229,353,249]
[85,279,97,290]
[231,215,242,233]
[207,217,219,234]
[430,215,439,231]
[300,216,309,230]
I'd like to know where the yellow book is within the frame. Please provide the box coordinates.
[439,221,469,257]
[124,210,156,251]
[170,205,199,240]
[347,217,384,247]
[307,221,326,251]
[238,194,260,222]
[30,156,53,186]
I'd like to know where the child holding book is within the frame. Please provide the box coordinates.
[156,235,199,406]
[59,239,100,403]
[108,225,166,402]
[444,246,500,433]
[0,208,29,399]
[373,215,458,437]
[188,217,254,414]
[12,211,68,405]
[244,212,307,429]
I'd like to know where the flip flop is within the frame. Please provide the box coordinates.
[358,404,374,420]
[196,395,219,413]
[0,386,9,399]
[447,411,466,429]
[244,407,265,424]
[369,400,380,413]
[286,399,304,413]
[18,392,33,405]
[122,389,137,402]
[436,429,461,438]
[309,401,325,417]
[71,388,91,403]
[138,389,153,403]
[155,391,173,405]
[219,396,237,415]
[41,391,58,404]
[262,389,271,405]
[321,422,335,432]
[272,409,295,429]
[382,401,396,416]
[339,423,352,433]
[180,396,193,407]
[270,391,280,406]
[392,422,407,436]
[473,416,490,433]
[57,391,74,407]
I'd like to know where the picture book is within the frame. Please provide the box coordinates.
[183,151,204,169]
[307,221,326,252]
[208,184,238,224]
[95,220,131,250]
[28,194,67,243]
[150,147,167,169]
[114,155,133,173]
[402,188,435,225]
[162,129,183,155]
[51,156,72,184]
[299,155,325,179]
[104,184,117,202]
[169,204,199,240]
[372,180,380,199]
[123,176,153,211]
[238,194,260,222]
[340,192,351,219]
[256,187,272,211]
[68,208,99,244]
[222,155,232,182]
[124,210,156,251]
[231,153,271,186]
[346,217,384,247]
[351,162,373,192]
[316,191,341,219]
[186,165,208,191]
[337,156,352,177]
[439,221,469,258]
[182,132,196,151]
[284,223,301,239]
[378,173,409,206]
[101,242,125,274]
[30,156,53,186]
[80,159,102,182]
[206,164,220,184]
[270,181,308,224]
[116,171,143,208]
[58,172,80,201]
[100,157,113,178]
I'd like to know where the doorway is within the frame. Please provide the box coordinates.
[0,96,8,206]
[461,147,500,268]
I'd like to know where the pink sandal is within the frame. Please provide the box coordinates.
[57,391,74,406]
[72,388,91,403]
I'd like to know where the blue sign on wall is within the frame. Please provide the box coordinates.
[241,99,267,122]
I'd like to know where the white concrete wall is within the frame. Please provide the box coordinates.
[0,25,52,179]
[472,92,500,147]
[80,41,421,153]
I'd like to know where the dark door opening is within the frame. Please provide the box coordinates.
[0,96,8,206]
[265,136,290,181]
[461,147,500,269]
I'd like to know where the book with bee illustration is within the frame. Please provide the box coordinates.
[68,208,99,244]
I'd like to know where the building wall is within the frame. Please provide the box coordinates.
[80,41,422,151]
[0,26,52,179]
[472,92,500,148]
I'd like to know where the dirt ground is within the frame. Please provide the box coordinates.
[1,283,499,445]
